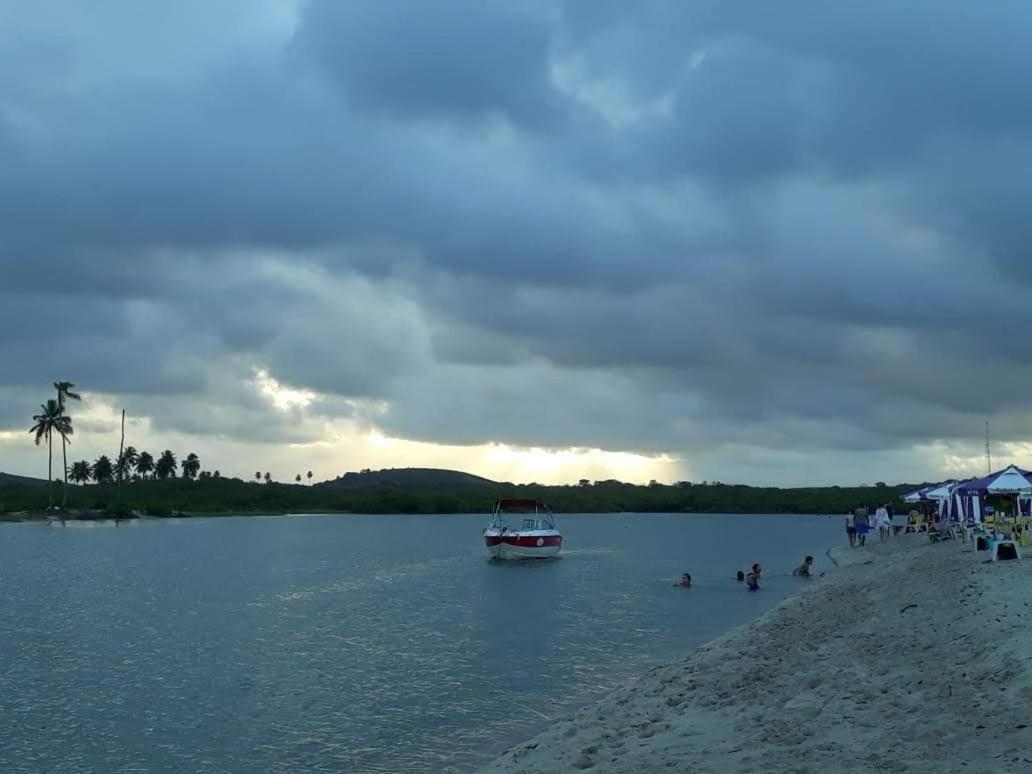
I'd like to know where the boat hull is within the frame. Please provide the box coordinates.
[484,533,562,560]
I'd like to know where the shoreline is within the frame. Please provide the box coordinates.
[1,510,838,524]
[478,535,1032,773]
[0,509,360,523]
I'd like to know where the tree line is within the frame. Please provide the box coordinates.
[67,448,206,485]
[27,380,318,511]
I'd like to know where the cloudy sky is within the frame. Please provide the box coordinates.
[3,1,1031,486]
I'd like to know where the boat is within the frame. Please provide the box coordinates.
[483,498,562,560]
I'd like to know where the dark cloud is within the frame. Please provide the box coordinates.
[297,0,563,126]
[3,1,1032,484]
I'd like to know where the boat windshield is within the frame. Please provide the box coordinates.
[519,517,554,531]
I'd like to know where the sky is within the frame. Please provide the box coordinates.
[3,1,1032,487]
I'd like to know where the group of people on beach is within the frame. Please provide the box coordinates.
[675,556,813,591]
[844,503,895,547]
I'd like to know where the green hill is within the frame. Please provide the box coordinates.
[0,472,50,488]
[317,467,496,490]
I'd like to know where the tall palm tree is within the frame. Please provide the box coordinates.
[29,399,71,509]
[54,381,81,506]
[307,470,313,485]
[155,450,177,479]
[264,472,272,484]
[69,460,92,485]
[116,445,139,483]
[295,474,302,483]
[136,451,155,479]
[255,471,261,483]
[181,453,200,480]
[92,454,114,483]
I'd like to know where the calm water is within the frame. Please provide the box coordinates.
[0,513,841,773]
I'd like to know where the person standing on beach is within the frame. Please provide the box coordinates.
[875,504,891,542]
[845,510,856,547]
[854,506,870,546]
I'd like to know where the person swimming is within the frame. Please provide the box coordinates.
[736,570,745,582]
[745,571,759,591]
[674,572,692,588]
[792,556,814,577]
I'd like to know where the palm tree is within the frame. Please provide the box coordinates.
[136,451,155,479]
[307,470,313,485]
[264,472,272,484]
[295,474,302,483]
[92,454,114,483]
[181,453,200,480]
[155,450,177,479]
[54,381,81,506]
[255,471,261,483]
[116,445,139,483]
[69,460,92,485]
[29,399,71,509]
[213,470,221,479]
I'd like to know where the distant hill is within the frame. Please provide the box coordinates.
[316,467,498,490]
[0,472,50,488]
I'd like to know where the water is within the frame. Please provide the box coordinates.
[0,513,841,773]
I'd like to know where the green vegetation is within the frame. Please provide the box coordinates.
[53,381,81,506]
[9,379,918,520]
[29,398,73,509]
[0,474,916,519]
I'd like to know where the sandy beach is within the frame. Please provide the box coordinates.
[479,535,1032,773]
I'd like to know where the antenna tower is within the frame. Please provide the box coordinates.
[985,420,992,475]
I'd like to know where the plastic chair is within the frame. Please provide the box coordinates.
[992,540,1021,561]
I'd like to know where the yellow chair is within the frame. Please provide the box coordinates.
[1015,520,1032,547]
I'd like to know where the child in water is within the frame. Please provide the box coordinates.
[674,573,692,588]
[745,570,759,591]
[736,570,745,582]
[793,556,814,577]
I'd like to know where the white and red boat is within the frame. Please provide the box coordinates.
[483,498,562,560]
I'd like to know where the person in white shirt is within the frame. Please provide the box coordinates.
[845,511,857,547]
[875,505,891,543]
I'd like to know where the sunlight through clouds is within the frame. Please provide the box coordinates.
[254,369,316,411]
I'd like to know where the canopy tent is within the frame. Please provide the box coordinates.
[902,486,932,503]
[925,481,962,500]
[952,466,1032,524]
[957,465,1032,494]
[902,481,959,504]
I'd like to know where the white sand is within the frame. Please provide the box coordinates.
[478,535,1032,773]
